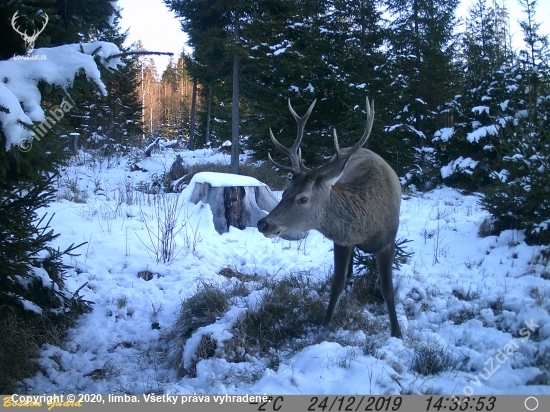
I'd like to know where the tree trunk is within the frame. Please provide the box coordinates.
[205,85,213,146]
[230,10,240,174]
[188,77,198,150]
[144,136,161,157]
[413,0,422,147]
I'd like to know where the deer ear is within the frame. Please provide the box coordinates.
[322,157,351,187]
[325,172,343,187]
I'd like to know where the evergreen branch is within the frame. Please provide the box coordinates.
[62,242,88,257]
[72,282,89,298]
[106,50,174,60]
[90,46,103,56]
[36,213,55,237]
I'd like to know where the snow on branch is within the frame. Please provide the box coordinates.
[441,156,479,179]
[467,124,498,143]
[0,42,123,151]
[433,127,454,143]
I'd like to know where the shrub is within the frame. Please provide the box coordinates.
[167,267,395,379]
[0,169,90,392]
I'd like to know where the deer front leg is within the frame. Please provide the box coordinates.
[376,243,402,338]
[322,243,354,327]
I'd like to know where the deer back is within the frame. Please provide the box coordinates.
[323,148,401,252]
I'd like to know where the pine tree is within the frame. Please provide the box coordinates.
[157,55,193,142]
[139,56,162,137]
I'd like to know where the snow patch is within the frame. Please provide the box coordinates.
[472,106,490,115]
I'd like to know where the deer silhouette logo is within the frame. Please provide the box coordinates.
[11,11,49,55]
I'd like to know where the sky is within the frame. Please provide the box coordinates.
[117,0,188,71]
[117,0,550,73]
[456,0,550,44]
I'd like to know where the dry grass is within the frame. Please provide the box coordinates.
[166,268,392,379]
[165,280,230,377]
[0,305,68,393]
[410,342,463,376]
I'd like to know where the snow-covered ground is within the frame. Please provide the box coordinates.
[24,147,550,395]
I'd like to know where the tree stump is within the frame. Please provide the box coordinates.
[144,137,160,157]
[168,154,186,181]
[187,172,306,240]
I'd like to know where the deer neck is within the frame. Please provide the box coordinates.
[312,184,361,245]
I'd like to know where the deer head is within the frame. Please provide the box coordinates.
[12,11,49,55]
[257,98,375,238]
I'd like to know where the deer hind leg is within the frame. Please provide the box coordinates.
[322,243,354,327]
[376,243,402,338]
[345,250,355,292]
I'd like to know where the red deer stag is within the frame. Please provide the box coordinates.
[257,98,402,338]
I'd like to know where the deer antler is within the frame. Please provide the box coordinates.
[268,99,316,174]
[268,98,375,178]
[33,12,49,39]
[300,97,374,178]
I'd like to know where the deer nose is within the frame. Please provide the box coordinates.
[257,218,268,233]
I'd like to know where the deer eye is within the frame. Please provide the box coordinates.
[298,197,309,204]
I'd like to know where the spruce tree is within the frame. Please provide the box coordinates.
[381,0,461,189]
[75,7,144,156]
[165,0,257,172]
[437,0,513,190]
[479,0,550,244]
[243,0,393,169]
[241,0,334,167]
[0,120,91,391]
[0,0,117,391]
[320,0,399,170]
[1,0,116,59]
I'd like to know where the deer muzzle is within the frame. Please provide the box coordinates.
[257,217,285,238]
